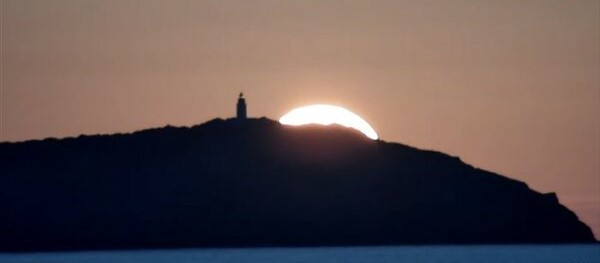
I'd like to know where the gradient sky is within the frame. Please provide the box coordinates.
[1,0,599,237]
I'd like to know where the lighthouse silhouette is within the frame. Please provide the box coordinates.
[236,93,247,120]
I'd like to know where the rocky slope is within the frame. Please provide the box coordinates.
[0,117,595,251]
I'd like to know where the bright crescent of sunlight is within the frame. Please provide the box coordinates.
[279,104,379,140]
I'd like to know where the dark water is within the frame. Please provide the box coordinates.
[1,245,599,263]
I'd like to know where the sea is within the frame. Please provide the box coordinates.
[1,245,599,263]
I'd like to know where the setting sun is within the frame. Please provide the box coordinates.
[279,104,379,140]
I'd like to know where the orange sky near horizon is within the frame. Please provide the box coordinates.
[1,0,599,238]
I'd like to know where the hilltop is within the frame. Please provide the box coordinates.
[0,117,595,251]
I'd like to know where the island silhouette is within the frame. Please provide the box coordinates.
[0,111,596,251]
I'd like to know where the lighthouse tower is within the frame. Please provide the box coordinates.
[236,92,247,120]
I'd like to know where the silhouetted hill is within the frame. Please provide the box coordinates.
[0,117,595,251]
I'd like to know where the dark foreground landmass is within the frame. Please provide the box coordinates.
[0,118,595,251]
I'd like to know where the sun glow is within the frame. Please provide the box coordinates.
[279,104,379,140]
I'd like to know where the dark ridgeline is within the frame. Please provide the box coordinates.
[0,118,596,251]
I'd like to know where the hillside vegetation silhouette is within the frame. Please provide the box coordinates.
[0,118,595,251]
